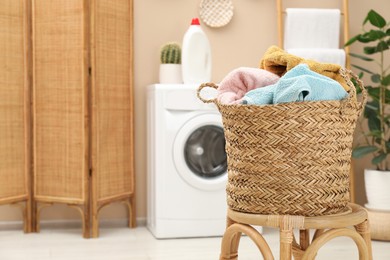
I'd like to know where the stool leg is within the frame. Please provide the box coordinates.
[313,229,325,241]
[280,228,293,260]
[221,222,274,260]
[300,229,310,250]
[220,217,242,260]
[302,228,369,260]
[290,229,311,260]
[355,220,373,260]
[227,217,242,259]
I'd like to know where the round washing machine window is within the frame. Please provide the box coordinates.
[184,125,226,178]
[173,113,228,191]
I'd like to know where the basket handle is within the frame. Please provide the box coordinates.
[340,68,367,113]
[197,83,219,104]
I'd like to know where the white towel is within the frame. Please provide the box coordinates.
[284,8,341,49]
[287,48,346,67]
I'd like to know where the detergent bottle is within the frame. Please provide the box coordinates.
[181,18,212,84]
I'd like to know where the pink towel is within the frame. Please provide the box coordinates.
[217,67,280,104]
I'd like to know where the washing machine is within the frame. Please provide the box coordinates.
[147,84,228,238]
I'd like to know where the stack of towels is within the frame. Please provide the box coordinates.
[217,46,348,106]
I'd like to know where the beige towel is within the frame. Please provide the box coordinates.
[259,46,349,91]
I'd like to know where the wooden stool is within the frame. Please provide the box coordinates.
[220,203,372,260]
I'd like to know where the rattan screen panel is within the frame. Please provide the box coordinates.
[92,0,134,201]
[0,0,29,203]
[33,0,88,203]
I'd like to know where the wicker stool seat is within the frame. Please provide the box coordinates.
[220,203,372,260]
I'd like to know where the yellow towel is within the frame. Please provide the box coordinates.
[260,46,349,91]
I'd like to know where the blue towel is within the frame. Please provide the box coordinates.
[242,64,348,105]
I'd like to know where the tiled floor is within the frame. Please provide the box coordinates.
[0,225,389,259]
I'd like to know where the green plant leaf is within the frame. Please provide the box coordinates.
[352,64,374,74]
[363,13,370,25]
[367,10,386,28]
[372,153,387,165]
[368,116,381,132]
[364,101,381,132]
[350,52,374,61]
[351,78,362,94]
[368,30,387,40]
[376,41,389,52]
[352,146,378,158]
[358,72,364,79]
[365,100,379,111]
[371,74,381,83]
[387,28,390,36]
[382,74,390,86]
[363,46,377,55]
[345,35,359,46]
[376,88,390,103]
[366,130,382,138]
[386,89,390,103]
[367,88,390,103]
[367,87,380,100]
[357,34,374,43]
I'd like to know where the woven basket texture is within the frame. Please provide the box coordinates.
[198,69,366,216]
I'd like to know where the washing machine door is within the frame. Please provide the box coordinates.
[173,113,227,191]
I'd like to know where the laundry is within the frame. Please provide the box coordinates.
[242,64,348,105]
[217,67,280,104]
[286,48,346,67]
[259,46,349,91]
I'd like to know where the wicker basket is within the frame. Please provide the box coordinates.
[197,68,366,216]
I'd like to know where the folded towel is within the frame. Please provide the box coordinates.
[287,48,346,67]
[243,64,348,105]
[284,8,341,49]
[260,46,349,91]
[217,67,280,104]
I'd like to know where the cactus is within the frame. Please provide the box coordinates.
[160,42,181,64]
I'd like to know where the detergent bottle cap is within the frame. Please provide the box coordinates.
[191,18,200,25]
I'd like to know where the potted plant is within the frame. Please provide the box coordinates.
[345,9,390,211]
[159,42,183,84]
